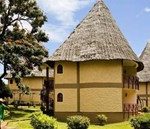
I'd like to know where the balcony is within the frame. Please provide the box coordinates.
[123,103,138,119]
[123,76,139,90]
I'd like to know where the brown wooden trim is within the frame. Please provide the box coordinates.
[80,83,122,88]
[77,62,80,112]
[55,84,78,88]
[55,83,122,88]
[54,62,56,112]
[121,60,124,112]
[146,82,148,106]
[138,94,150,97]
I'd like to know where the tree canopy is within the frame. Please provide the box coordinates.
[0,0,49,94]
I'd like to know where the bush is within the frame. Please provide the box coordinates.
[30,112,57,129]
[130,113,150,129]
[67,115,90,129]
[141,107,150,113]
[96,114,107,126]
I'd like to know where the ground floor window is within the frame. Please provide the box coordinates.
[57,93,63,102]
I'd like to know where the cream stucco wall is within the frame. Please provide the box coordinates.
[9,77,44,90]
[55,62,77,84]
[123,89,137,104]
[80,60,122,83]
[80,88,122,112]
[55,89,77,112]
[8,77,45,104]
[138,82,146,95]
[138,82,150,107]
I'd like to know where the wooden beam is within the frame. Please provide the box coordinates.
[77,62,80,113]
[146,82,148,107]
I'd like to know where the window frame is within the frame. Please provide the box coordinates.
[57,93,63,102]
[57,64,63,74]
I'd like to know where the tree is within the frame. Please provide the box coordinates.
[0,0,49,94]
[0,81,12,99]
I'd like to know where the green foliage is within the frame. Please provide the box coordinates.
[30,112,57,129]
[0,80,12,98]
[130,113,150,129]
[0,0,49,93]
[141,107,150,113]
[67,115,90,129]
[96,114,107,126]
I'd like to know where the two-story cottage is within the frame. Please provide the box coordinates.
[45,0,143,123]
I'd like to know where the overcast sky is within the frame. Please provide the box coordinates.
[0,0,150,74]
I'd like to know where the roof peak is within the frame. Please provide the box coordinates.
[140,42,150,59]
[138,42,150,82]
[146,42,150,47]
[97,0,104,2]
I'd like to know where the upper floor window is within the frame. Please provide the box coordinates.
[57,93,63,102]
[57,64,63,74]
[10,79,13,84]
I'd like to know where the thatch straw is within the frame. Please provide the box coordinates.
[48,0,143,71]
[138,42,150,82]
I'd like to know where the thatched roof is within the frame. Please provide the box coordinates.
[138,42,150,82]
[48,0,143,71]
[5,68,54,79]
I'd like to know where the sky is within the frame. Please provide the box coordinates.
[0,0,150,74]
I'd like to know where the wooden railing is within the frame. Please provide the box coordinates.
[123,76,139,90]
[123,103,138,119]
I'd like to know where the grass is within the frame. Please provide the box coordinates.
[3,106,133,129]
[56,122,133,129]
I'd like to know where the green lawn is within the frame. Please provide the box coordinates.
[4,106,133,129]
[57,122,133,129]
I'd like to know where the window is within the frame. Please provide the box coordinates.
[57,64,63,74]
[57,93,63,102]
[10,79,13,84]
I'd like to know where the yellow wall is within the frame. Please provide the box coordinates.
[10,91,41,104]
[8,77,45,104]
[55,62,77,84]
[138,82,150,107]
[138,82,146,95]
[80,88,122,112]
[123,89,137,104]
[80,61,122,83]
[9,77,44,90]
[55,89,77,112]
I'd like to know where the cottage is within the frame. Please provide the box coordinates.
[46,0,143,123]
[6,65,54,105]
[138,42,150,108]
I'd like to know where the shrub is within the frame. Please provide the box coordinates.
[130,113,150,129]
[67,115,90,129]
[30,112,57,129]
[96,114,107,126]
[141,107,150,113]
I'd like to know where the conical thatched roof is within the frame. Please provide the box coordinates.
[49,0,143,71]
[138,42,150,82]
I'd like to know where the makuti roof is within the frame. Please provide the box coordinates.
[5,68,54,79]
[49,0,143,71]
[138,42,150,82]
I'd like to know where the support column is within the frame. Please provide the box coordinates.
[146,82,148,107]
[77,62,80,112]
[46,67,50,114]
